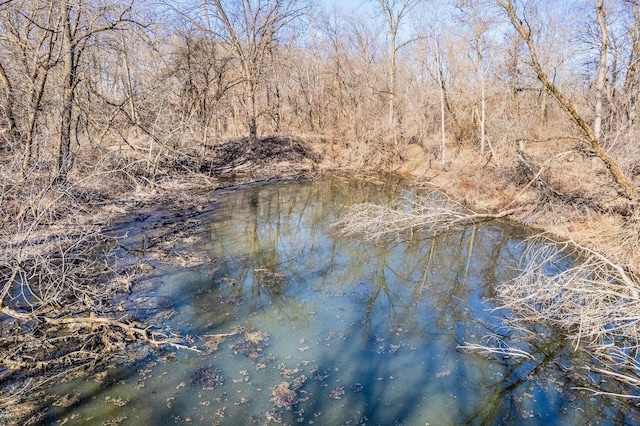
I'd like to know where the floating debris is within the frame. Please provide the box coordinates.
[291,375,307,391]
[233,370,250,383]
[325,331,346,341]
[329,386,345,400]
[231,340,264,360]
[101,416,127,425]
[234,397,249,405]
[202,331,239,352]
[52,393,80,408]
[278,363,300,378]
[190,366,224,389]
[265,409,282,423]
[218,295,243,306]
[254,267,286,287]
[105,396,129,407]
[244,330,269,344]
[270,375,308,411]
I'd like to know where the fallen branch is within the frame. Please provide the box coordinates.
[457,342,534,360]
[333,192,515,240]
[493,234,640,394]
[42,315,200,353]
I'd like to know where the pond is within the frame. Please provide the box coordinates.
[44,177,639,425]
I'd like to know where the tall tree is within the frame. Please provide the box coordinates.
[54,0,134,184]
[0,0,135,182]
[372,0,421,147]
[594,0,608,140]
[208,0,311,141]
[497,0,637,202]
[0,0,59,174]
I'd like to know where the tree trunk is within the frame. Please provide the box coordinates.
[0,61,20,147]
[434,38,447,165]
[594,0,607,140]
[498,0,637,202]
[22,69,49,176]
[55,2,76,184]
[247,77,258,141]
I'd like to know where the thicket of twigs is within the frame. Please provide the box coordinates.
[0,151,205,422]
[495,236,640,396]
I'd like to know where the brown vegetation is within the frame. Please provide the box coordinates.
[2,0,640,421]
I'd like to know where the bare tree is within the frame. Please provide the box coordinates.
[0,60,19,148]
[433,36,448,165]
[594,0,608,140]
[0,1,59,175]
[54,0,135,184]
[0,0,136,182]
[622,0,640,127]
[372,0,422,147]
[497,0,637,202]
[208,0,311,141]
[456,0,496,158]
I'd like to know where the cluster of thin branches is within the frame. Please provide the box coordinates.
[333,192,515,241]
[494,235,640,392]
[457,338,535,360]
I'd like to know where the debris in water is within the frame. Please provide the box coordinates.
[218,294,243,306]
[265,408,283,423]
[52,393,80,408]
[278,363,300,378]
[105,396,129,407]
[234,397,249,405]
[271,382,298,410]
[190,366,224,389]
[329,386,345,400]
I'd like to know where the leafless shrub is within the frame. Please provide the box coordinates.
[0,155,200,423]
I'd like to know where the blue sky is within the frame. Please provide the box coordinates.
[321,0,371,11]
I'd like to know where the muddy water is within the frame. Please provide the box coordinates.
[45,178,638,425]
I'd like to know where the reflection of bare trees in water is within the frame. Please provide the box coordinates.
[333,192,515,241]
[204,178,405,308]
[333,191,640,415]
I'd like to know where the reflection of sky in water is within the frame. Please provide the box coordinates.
[46,178,639,425]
